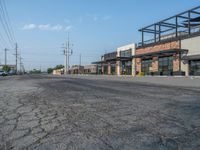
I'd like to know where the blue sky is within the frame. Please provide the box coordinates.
[1,0,200,71]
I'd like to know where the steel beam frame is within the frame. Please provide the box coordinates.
[139,6,200,46]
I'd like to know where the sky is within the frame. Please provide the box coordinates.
[0,0,200,71]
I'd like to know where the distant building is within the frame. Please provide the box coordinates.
[93,51,117,75]
[53,69,64,75]
[92,43,135,76]
[84,65,97,74]
[69,65,84,74]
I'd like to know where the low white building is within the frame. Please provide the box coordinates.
[116,43,135,76]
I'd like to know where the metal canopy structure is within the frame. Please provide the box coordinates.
[138,6,200,47]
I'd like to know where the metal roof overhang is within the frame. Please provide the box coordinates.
[117,57,132,61]
[182,54,200,60]
[92,60,105,64]
[133,49,188,59]
[92,59,117,64]
[92,56,132,64]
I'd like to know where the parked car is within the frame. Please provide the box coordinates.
[0,71,8,76]
[8,70,17,76]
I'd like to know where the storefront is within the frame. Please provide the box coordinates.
[189,60,200,76]
[110,63,116,75]
[121,60,132,75]
[158,56,173,76]
[117,45,135,76]
[141,59,152,75]
[103,64,108,74]
[135,48,188,76]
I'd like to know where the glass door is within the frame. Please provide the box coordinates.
[141,59,152,75]
[158,56,173,75]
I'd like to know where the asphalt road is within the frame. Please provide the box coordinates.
[0,75,200,150]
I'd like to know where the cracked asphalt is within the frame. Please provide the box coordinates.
[0,75,200,150]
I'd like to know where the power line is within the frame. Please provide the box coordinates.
[0,0,16,47]
[1,0,16,42]
[0,0,15,43]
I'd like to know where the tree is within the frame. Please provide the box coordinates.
[54,65,64,70]
[47,68,53,74]
[2,65,11,72]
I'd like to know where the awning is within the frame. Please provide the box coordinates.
[182,54,200,60]
[133,49,188,59]
[92,60,105,64]
[117,57,132,61]
[92,57,132,64]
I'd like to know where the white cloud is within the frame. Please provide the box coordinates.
[38,24,50,30]
[64,26,72,31]
[51,24,63,31]
[86,14,111,22]
[87,14,99,21]
[22,24,37,30]
[21,24,72,32]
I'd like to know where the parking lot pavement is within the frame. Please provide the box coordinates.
[65,74,200,88]
[0,75,200,150]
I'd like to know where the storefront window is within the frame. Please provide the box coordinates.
[141,59,152,75]
[120,50,132,58]
[103,65,108,74]
[158,56,173,75]
[121,61,132,75]
[189,60,200,76]
[111,63,116,75]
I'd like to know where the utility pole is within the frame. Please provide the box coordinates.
[14,43,18,73]
[67,35,70,73]
[64,42,67,75]
[63,33,73,75]
[19,56,22,74]
[4,48,9,66]
[79,54,82,66]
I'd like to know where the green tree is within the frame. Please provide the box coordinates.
[47,68,53,74]
[54,65,64,70]
[2,65,11,72]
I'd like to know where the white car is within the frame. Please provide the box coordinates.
[0,71,8,76]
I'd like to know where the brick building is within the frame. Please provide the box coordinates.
[135,6,200,76]
[84,65,98,74]
[93,43,135,76]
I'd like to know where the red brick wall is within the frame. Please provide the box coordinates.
[135,41,181,73]
[136,41,180,55]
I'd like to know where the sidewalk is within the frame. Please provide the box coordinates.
[63,74,200,88]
